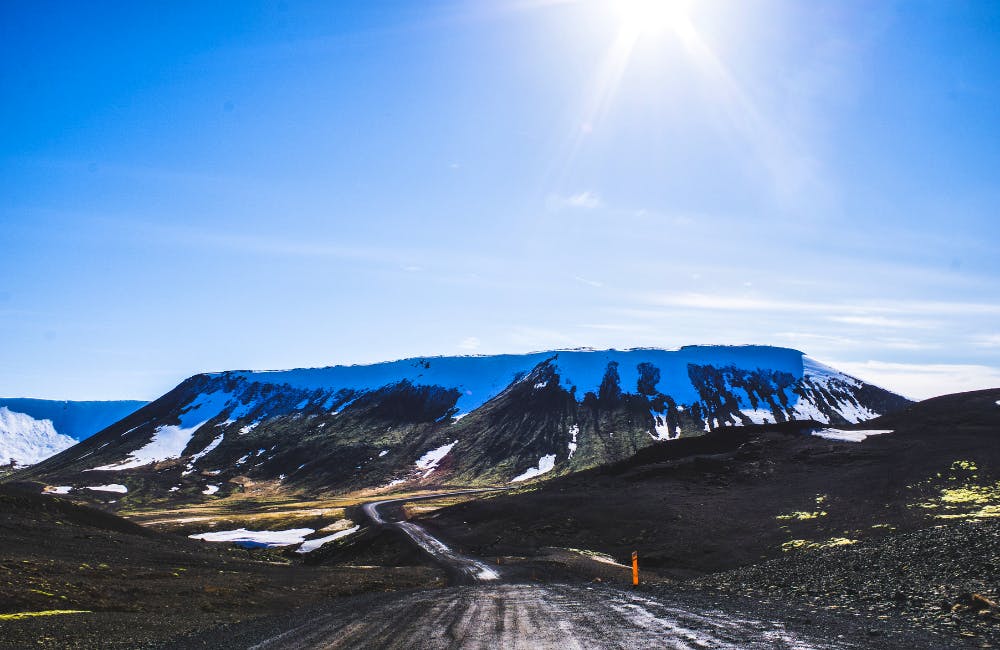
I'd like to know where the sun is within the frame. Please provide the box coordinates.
[613,0,691,36]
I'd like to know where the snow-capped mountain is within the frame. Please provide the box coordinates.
[22,346,910,498]
[0,399,148,441]
[0,407,77,465]
[0,400,147,466]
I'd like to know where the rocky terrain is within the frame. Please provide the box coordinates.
[417,389,1000,645]
[695,519,1000,646]
[0,485,441,649]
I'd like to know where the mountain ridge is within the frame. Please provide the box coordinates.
[14,345,911,501]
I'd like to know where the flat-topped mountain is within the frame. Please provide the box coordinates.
[18,346,910,501]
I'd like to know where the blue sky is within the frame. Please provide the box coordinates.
[1,0,998,401]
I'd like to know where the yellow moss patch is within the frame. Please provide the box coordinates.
[939,484,1000,505]
[776,510,828,521]
[781,537,858,552]
[0,610,90,621]
[907,459,1000,521]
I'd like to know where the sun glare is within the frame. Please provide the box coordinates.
[613,0,690,36]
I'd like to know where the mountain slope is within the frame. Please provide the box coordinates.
[0,398,148,441]
[0,399,147,466]
[16,346,910,501]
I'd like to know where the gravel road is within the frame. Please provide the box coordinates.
[243,583,855,650]
[163,491,950,650]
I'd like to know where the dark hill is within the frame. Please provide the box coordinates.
[419,388,1000,575]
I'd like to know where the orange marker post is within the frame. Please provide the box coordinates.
[632,551,639,586]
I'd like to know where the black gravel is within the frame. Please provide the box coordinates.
[695,519,1000,648]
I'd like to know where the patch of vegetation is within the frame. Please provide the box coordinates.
[0,610,90,620]
[775,494,829,520]
[909,459,1000,521]
[781,537,858,552]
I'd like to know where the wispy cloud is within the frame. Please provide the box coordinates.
[973,334,1000,348]
[828,315,937,329]
[547,191,603,211]
[573,275,604,288]
[458,337,481,351]
[827,360,1000,400]
[642,291,1000,317]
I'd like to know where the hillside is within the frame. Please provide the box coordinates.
[14,346,909,505]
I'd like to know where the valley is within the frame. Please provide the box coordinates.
[1,349,997,648]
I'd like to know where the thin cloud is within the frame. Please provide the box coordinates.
[458,337,481,351]
[573,275,604,288]
[547,191,603,211]
[827,359,1000,401]
[972,334,1000,348]
[828,315,937,329]
[642,291,1000,317]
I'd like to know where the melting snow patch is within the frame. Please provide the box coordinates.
[812,428,893,443]
[511,454,557,483]
[189,527,315,548]
[741,408,774,425]
[567,424,579,458]
[295,525,361,553]
[92,391,239,470]
[415,440,457,478]
[203,485,219,495]
[188,433,224,466]
[650,413,672,440]
[239,421,260,435]
[44,486,73,495]
[85,484,127,493]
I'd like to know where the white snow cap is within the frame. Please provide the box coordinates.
[0,407,76,465]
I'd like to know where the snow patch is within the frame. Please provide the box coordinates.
[91,391,242,470]
[188,527,315,548]
[415,440,457,478]
[378,450,389,457]
[0,407,76,465]
[511,454,557,483]
[187,433,224,467]
[812,428,893,442]
[740,409,774,425]
[85,484,127,493]
[43,486,73,494]
[203,484,219,495]
[295,525,361,553]
[567,424,579,459]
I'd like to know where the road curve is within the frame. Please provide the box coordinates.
[360,489,505,583]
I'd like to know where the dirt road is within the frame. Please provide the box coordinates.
[361,490,502,583]
[244,583,855,650]
[172,491,942,649]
